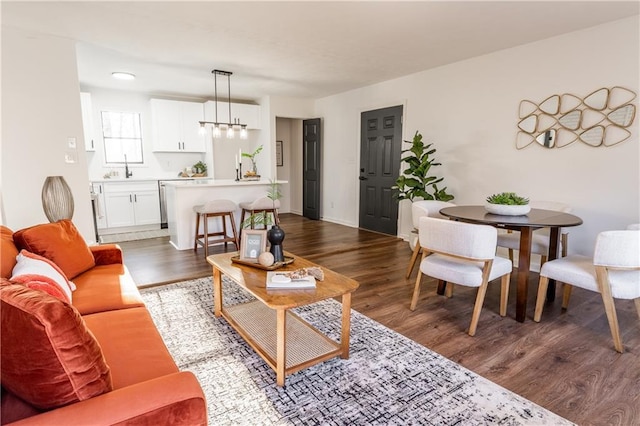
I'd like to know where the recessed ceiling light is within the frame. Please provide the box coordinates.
[112,72,135,80]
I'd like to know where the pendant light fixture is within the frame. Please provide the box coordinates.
[199,69,248,139]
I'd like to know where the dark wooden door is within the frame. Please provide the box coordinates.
[359,106,403,235]
[303,118,321,220]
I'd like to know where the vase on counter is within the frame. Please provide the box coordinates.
[267,225,285,262]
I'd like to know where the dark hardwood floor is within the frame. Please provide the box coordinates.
[117,213,639,425]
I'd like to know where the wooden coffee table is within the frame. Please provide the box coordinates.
[206,251,359,386]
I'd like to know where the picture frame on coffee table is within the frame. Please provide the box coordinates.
[240,230,267,262]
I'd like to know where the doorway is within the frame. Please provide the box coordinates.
[358,106,403,235]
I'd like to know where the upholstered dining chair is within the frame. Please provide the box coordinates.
[496,201,572,267]
[410,217,512,336]
[534,228,640,352]
[406,200,456,278]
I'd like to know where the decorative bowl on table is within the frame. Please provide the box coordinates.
[484,203,531,216]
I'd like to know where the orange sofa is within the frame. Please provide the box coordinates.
[0,221,207,425]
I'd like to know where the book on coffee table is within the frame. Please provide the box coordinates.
[266,271,316,289]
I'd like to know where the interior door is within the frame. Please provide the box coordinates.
[359,106,403,235]
[303,118,321,220]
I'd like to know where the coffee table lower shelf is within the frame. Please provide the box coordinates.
[223,301,342,376]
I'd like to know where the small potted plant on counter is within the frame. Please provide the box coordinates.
[485,192,530,215]
[242,145,262,179]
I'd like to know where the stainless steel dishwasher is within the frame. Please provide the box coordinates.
[158,179,193,228]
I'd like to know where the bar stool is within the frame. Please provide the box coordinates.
[193,199,239,258]
[239,197,280,233]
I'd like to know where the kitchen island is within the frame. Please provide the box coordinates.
[164,179,287,250]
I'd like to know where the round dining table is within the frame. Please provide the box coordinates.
[440,206,583,322]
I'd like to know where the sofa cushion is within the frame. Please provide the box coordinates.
[13,220,95,280]
[71,264,145,315]
[1,225,18,279]
[0,282,112,410]
[83,307,179,390]
[11,250,75,303]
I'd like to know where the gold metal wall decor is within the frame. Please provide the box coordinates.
[516,86,637,149]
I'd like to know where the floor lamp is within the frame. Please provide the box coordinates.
[41,176,74,222]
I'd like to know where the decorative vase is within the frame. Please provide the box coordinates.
[267,225,285,262]
[41,176,74,222]
[484,203,531,216]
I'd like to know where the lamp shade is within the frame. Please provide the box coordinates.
[41,176,74,222]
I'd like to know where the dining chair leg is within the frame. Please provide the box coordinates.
[499,274,510,316]
[410,252,427,311]
[406,242,421,279]
[445,283,453,298]
[562,284,572,309]
[468,280,489,337]
[596,266,624,353]
[194,213,200,252]
[561,233,568,257]
[534,276,550,322]
[635,298,640,319]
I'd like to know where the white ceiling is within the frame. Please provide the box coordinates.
[3,1,639,102]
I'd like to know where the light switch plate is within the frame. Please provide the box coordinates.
[67,137,77,149]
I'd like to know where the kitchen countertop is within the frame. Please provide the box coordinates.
[90,177,209,183]
[163,179,287,188]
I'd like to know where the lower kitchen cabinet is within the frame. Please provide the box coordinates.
[103,181,160,229]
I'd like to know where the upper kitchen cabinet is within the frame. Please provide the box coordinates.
[150,99,206,152]
[80,92,95,151]
[204,101,261,129]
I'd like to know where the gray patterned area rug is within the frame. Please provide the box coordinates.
[140,278,572,425]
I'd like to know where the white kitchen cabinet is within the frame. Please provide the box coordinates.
[91,183,107,229]
[232,103,260,129]
[204,101,261,129]
[80,92,96,151]
[103,181,160,228]
[151,99,206,152]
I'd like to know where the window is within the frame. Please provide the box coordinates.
[101,111,143,164]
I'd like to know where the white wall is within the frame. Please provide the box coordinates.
[1,28,94,241]
[314,16,640,256]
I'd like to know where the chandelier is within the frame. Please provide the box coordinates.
[199,69,248,139]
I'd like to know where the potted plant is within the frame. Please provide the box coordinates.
[242,145,263,178]
[393,131,454,202]
[485,192,530,215]
[192,161,207,176]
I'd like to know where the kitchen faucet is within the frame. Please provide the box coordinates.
[124,154,133,178]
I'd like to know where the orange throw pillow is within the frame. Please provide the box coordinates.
[1,226,18,279]
[0,282,112,409]
[13,220,95,280]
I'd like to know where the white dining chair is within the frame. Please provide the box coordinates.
[410,217,512,336]
[497,201,572,267]
[534,228,640,352]
[406,200,456,278]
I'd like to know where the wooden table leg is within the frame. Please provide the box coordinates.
[276,308,286,386]
[341,292,352,359]
[546,227,561,302]
[213,266,223,317]
[516,227,533,322]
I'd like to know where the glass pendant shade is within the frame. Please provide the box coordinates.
[213,125,221,138]
[240,126,248,139]
[41,176,74,222]
[226,127,235,139]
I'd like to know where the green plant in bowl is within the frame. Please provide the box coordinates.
[485,192,530,215]
[486,192,529,205]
